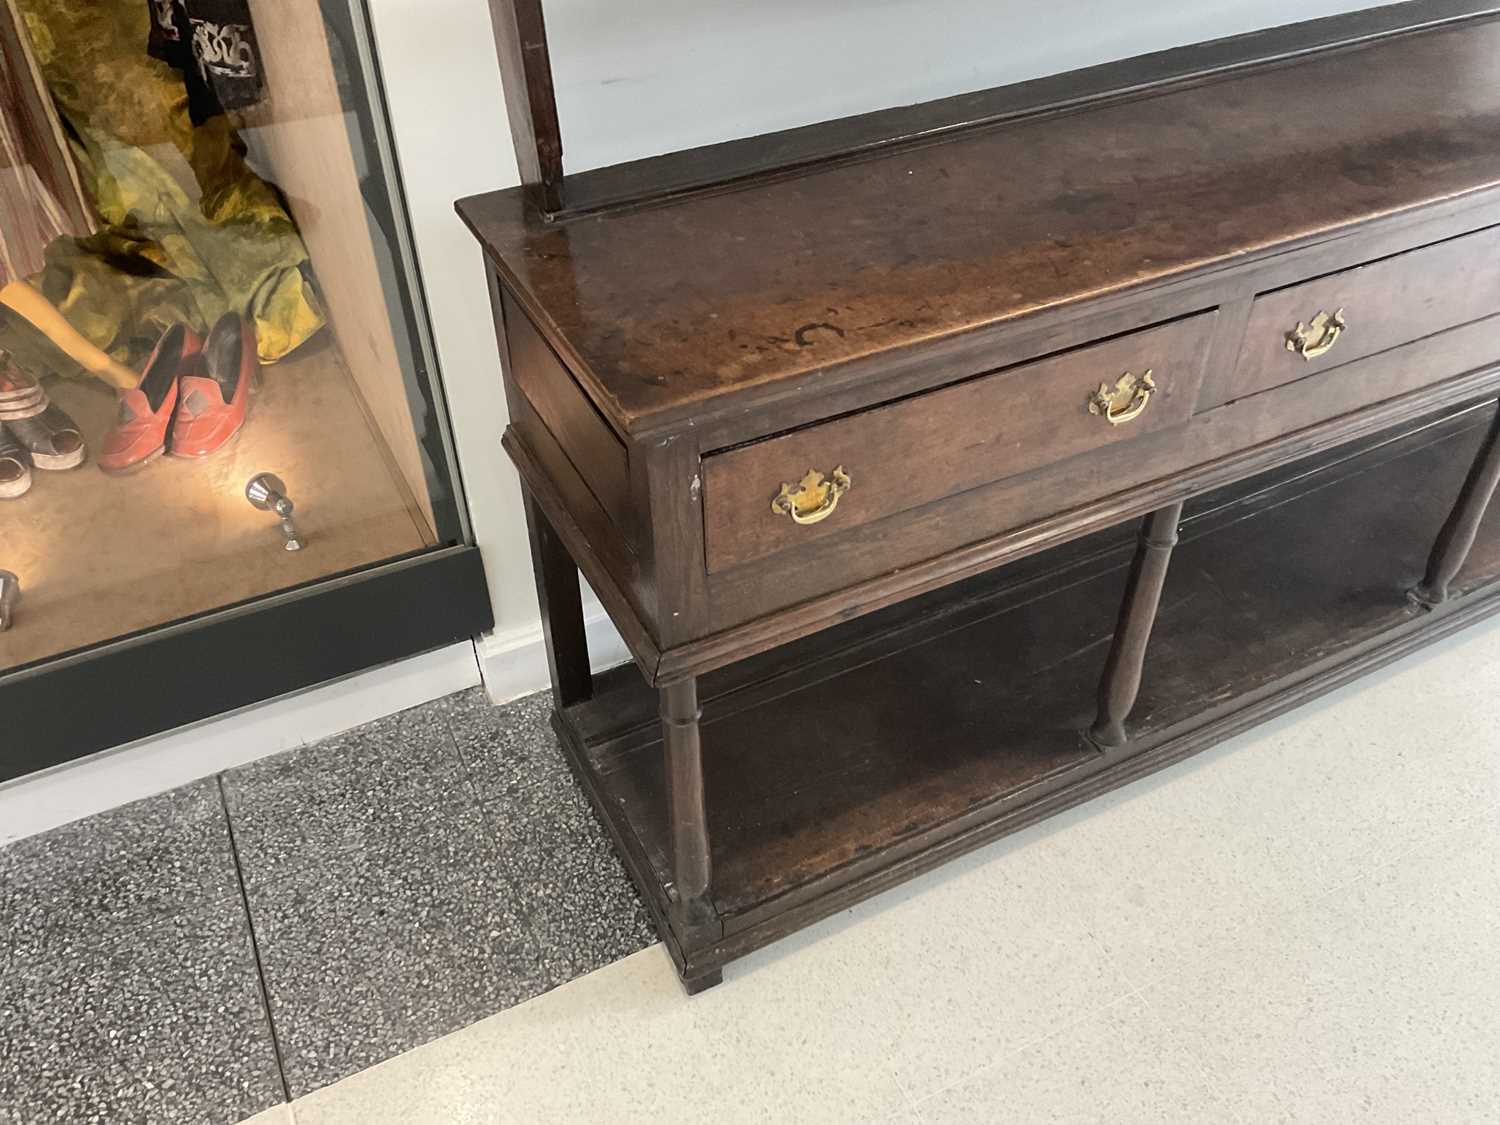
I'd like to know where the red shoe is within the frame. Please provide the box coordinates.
[98,325,202,474]
[170,313,255,459]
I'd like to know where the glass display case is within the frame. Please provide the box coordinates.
[1,0,490,776]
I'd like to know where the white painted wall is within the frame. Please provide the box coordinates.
[361,0,534,651]
[364,0,1380,693]
[546,0,1378,172]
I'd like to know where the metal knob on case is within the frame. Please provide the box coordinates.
[245,473,305,551]
[0,570,18,631]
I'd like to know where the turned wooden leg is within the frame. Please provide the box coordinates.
[661,678,720,949]
[1412,403,1500,608]
[522,492,593,708]
[1090,501,1186,749]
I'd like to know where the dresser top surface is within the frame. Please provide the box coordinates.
[459,18,1500,435]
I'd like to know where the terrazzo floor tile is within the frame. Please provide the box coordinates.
[1140,803,1500,1122]
[912,992,1236,1123]
[0,779,240,973]
[243,851,549,1098]
[444,689,656,984]
[442,689,559,809]
[289,943,912,1125]
[222,706,477,857]
[0,898,283,1125]
[747,832,1135,1100]
[223,701,562,1097]
[487,785,658,989]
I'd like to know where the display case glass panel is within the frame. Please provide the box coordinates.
[0,0,463,672]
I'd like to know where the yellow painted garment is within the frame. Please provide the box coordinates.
[0,0,323,379]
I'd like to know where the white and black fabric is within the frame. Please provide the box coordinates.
[147,0,265,122]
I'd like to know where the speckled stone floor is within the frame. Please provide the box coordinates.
[0,687,655,1125]
[240,616,1500,1125]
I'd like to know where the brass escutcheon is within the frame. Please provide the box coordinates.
[1287,308,1347,360]
[1088,370,1157,427]
[771,467,851,525]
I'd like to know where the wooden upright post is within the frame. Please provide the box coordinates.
[1412,402,1500,608]
[660,677,722,992]
[1090,501,1185,749]
[486,0,565,214]
[521,493,593,708]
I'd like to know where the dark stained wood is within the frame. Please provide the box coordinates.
[497,246,1500,676]
[637,431,710,650]
[503,312,1500,686]
[556,1,1500,217]
[480,0,1498,220]
[1090,502,1185,748]
[459,19,1500,437]
[563,409,1479,756]
[1414,398,1500,605]
[703,313,1217,573]
[493,263,591,707]
[681,968,723,996]
[471,16,1500,994]
[555,412,1500,976]
[1225,223,1500,408]
[692,314,1500,651]
[660,677,721,954]
[503,426,662,675]
[502,288,631,528]
[522,492,592,708]
[485,0,564,214]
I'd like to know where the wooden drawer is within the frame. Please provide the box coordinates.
[702,311,1219,573]
[1226,224,1500,407]
[702,312,1500,634]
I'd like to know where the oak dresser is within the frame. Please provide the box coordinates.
[460,9,1500,992]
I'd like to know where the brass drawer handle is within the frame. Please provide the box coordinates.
[1088,370,1156,427]
[772,467,851,525]
[1287,308,1346,360]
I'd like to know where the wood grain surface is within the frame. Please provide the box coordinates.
[461,19,1500,435]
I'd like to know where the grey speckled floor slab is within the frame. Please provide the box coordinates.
[222,691,654,1098]
[443,689,656,986]
[0,782,282,1125]
[0,779,240,975]
[1,687,660,1120]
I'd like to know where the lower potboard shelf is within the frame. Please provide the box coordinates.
[555,405,1500,982]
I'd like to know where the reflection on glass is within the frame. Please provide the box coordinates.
[0,0,455,672]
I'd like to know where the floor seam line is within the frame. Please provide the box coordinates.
[217,773,295,1107]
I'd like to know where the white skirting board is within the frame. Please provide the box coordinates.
[0,641,482,846]
[0,610,631,847]
[476,606,632,705]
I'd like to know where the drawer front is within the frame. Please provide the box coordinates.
[1227,224,1500,406]
[703,311,1219,573]
[702,313,1500,635]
